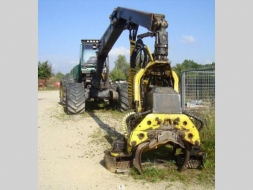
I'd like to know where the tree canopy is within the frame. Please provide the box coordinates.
[54,71,65,80]
[38,61,53,79]
[109,55,129,81]
[172,59,215,79]
[172,60,200,78]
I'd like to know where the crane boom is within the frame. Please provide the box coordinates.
[96,7,169,76]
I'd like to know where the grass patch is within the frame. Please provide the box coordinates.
[200,108,215,168]
[130,163,199,183]
[131,167,168,183]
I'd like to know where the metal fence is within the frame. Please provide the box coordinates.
[180,67,215,113]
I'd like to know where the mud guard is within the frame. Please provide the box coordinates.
[133,142,149,174]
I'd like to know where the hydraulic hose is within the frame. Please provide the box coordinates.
[122,112,136,139]
[128,39,136,109]
[182,110,205,131]
[122,110,152,139]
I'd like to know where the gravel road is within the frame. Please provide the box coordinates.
[38,90,214,190]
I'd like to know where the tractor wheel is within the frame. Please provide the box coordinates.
[110,82,117,90]
[59,76,74,105]
[116,83,130,112]
[65,82,86,114]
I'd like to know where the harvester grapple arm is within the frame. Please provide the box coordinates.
[102,7,206,175]
[96,7,169,77]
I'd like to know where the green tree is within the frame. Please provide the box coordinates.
[203,62,215,68]
[54,71,65,80]
[172,59,201,79]
[109,69,126,81]
[110,55,129,81]
[38,61,53,79]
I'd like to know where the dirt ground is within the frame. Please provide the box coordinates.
[38,90,214,190]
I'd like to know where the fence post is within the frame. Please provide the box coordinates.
[181,71,185,110]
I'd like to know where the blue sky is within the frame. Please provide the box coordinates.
[39,0,215,74]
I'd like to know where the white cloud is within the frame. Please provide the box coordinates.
[109,46,130,57]
[181,35,196,44]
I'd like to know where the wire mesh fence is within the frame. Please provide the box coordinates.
[180,66,215,114]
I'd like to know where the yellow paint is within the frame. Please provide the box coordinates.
[171,71,179,93]
[127,113,200,153]
[110,152,120,157]
[133,68,145,112]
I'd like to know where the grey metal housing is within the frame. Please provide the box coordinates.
[146,87,182,114]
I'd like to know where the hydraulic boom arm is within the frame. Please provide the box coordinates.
[96,7,169,77]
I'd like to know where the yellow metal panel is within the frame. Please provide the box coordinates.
[128,113,200,147]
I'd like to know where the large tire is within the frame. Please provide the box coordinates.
[59,76,74,105]
[65,82,86,114]
[116,83,130,112]
[110,82,117,91]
